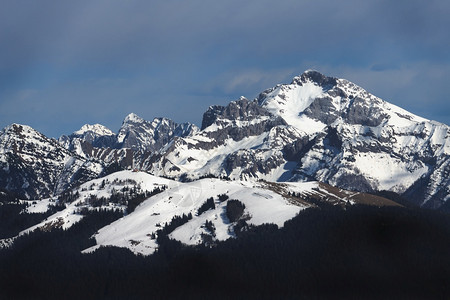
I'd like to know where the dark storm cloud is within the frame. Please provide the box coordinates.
[1,0,449,137]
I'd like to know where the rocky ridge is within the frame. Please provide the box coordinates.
[0,124,103,199]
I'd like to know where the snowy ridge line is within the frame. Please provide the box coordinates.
[83,176,308,255]
[1,170,400,255]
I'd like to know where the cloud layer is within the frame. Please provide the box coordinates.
[1,0,449,136]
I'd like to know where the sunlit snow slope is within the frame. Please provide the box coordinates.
[141,71,450,208]
[1,169,400,253]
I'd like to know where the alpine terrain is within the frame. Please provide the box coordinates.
[142,71,449,209]
[1,70,449,253]
[1,70,450,299]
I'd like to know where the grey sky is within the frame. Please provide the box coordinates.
[1,0,449,137]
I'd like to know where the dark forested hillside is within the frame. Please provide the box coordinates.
[1,205,450,299]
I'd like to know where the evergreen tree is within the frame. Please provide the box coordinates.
[197,197,215,215]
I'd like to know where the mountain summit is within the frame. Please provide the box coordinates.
[117,113,199,152]
[0,124,103,199]
[141,71,450,208]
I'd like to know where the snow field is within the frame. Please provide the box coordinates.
[87,178,308,255]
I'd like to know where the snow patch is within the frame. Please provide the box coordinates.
[74,124,114,136]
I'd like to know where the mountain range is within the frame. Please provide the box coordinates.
[1,70,449,254]
[2,70,450,300]
[1,70,448,206]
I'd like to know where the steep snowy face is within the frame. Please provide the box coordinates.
[59,124,116,158]
[117,113,199,152]
[57,114,200,169]
[141,70,449,208]
[74,124,114,137]
[257,70,428,132]
[257,71,329,135]
[0,124,103,199]
[140,97,294,180]
[256,70,450,207]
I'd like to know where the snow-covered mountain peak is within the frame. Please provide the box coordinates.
[255,70,431,134]
[256,73,328,135]
[123,113,144,124]
[74,124,114,136]
[59,122,118,157]
[0,123,104,199]
[291,70,338,88]
[2,123,38,137]
[142,71,449,208]
[151,117,171,128]
[117,113,200,152]
[1,123,54,152]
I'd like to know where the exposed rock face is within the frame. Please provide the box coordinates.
[291,70,338,88]
[0,124,103,199]
[201,97,275,130]
[117,113,199,152]
[59,124,116,157]
[200,98,287,146]
[141,70,450,208]
[59,124,116,153]
[139,97,297,180]
[59,114,199,156]
[58,114,200,171]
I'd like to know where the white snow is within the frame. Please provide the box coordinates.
[123,112,144,123]
[10,171,176,240]
[23,198,53,213]
[2,71,450,254]
[353,152,429,193]
[163,132,270,175]
[74,124,114,136]
[261,82,327,134]
[85,178,309,255]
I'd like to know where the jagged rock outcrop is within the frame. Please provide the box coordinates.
[117,113,199,152]
[59,114,200,170]
[0,124,103,199]
[59,124,116,157]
